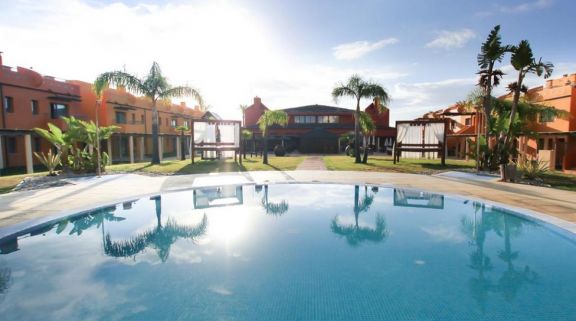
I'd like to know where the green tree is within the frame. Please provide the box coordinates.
[239,104,248,127]
[332,75,389,163]
[501,40,553,171]
[477,25,513,170]
[257,110,288,164]
[95,62,203,164]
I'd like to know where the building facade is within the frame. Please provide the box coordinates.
[244,97,396,154]
[419,73,576,171]
[0,54,204,174]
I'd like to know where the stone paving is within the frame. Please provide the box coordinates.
[0,171,575,238]
[295,156,327,170]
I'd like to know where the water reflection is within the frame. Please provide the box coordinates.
[104,196,208,262]
[0,266,10,298]
[194,186,244,209]
[394,189,444,209]
[461,202,536,309]
[258,185,289,216]
[331,185,388,247]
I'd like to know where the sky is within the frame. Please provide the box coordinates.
[1,0,575,123]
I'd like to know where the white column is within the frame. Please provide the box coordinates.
[377,137,381,152]
[0,136,4,170]
[107,137,113,165]
[129,135,134,163]
[176,136,182,160]
[158,136,163,162]
[465,139,470,161]
[24,134,33,174]
[139,136,145,161]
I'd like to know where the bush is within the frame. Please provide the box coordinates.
[34,149,61,176]
[274,145,286,156]
[517,158,548,180]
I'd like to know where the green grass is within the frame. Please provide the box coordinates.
[323,155,476,175]
[0,172,46,194]
[540,172,576,192]
[107,156,305,175]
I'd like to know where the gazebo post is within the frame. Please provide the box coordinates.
[191,121,195,164]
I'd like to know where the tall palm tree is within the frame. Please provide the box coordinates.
[95,62,203,164]
[477,25,513,170]
[332,75,389,163]
[503,41,553,160]
[257,110,288,164]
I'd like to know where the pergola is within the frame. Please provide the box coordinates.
[191,119,242,164]
[393,119,448,165]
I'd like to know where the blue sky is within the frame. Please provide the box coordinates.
[1,0,574,122]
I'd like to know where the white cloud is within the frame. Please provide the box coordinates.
[426,29,476,50]
[333,38,398,60]
[498,0,553,13]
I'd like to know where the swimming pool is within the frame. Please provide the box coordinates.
[0,183,575,321]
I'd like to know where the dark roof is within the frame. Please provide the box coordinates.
[201,111,222,120]
[281,104,354,114]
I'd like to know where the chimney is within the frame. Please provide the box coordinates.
[180,101,186,108]
[117,85,126,93]
[194,105,200,111]
[0,51,3,67]
[545,80,553,88]
[254,96,261,105]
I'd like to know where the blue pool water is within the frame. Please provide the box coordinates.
[0,184,575,321]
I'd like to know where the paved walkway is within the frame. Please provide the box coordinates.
[296,156,327,170]
[1,171,575,238]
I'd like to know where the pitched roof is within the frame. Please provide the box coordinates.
[280,104,354,114]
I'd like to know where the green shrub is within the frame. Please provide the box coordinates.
[517,158,548,180]
[33,149,61,176]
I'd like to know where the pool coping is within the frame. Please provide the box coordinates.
[1,180,575,244]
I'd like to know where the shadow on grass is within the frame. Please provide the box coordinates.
[174,160,246,175]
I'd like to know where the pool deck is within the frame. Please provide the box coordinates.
[0,170,575,237]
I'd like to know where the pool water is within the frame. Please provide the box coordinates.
[0,184,575,321]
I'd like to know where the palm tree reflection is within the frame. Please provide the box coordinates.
[104,196,208,262]
[461,202,535,309]
[55,206,125,236]
[260,185,289,216]
[331,185,388,247]
[0,266,10,298]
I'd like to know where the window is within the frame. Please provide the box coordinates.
[31,100,39,115]
[7,137,17,154]
[464,118,471,126]
[318,115,340,124]
[166,118,169,126]
[141,115,145,123]
[183,120,189,128]
[115,111,127,124]
[34,137,42,152]
[3,96,14,113]
[294,115,316,124]
[50,103,68,119]
[131,114,135,124]
[539,111,555,123]
[171,119,177,127]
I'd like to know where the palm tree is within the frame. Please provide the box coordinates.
[92,79,106,176]
[502,41,553,166]
[332,75,389,163]
[477,25,513,170]
[257,110,288,164]
[175,125,189,161]
[95,62,203,164]
[359,111,376,163]
[239,104,248,127]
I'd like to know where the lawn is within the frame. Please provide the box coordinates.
[108,156,305,175]
[323,155,476,175]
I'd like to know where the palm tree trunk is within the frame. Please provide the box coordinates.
[481,62,495,170]
[505,72,524,150]
[263,133,269,164]
[151,100,160,164]
[354,185,360,228]
[362,136,368,163]
[354,98,361,164]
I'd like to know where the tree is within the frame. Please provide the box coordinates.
[95,62,203,165]
[502,41,553,168]
[260,185,289,216]
[239,104,248,127]
[477,25,513,170]
[359,111,376,163]
[257,110,288,164]
[175,125,190,161]
[332,75,389,163]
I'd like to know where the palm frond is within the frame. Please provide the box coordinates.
[160,86,204,107]
[359,111,376,134]
[95,71,145,96]
[258,110,288,135]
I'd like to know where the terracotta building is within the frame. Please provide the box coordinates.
[0,54,204,174]
[244,97,396,154]
[420,73,576,171]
